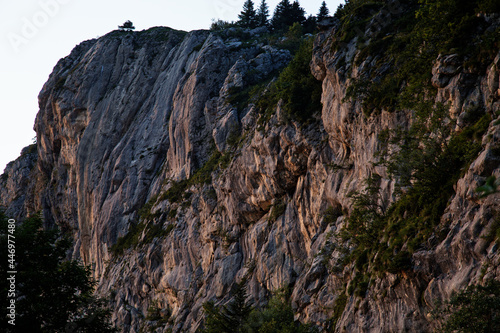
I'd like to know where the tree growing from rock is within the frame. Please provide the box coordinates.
[317,1,330,21]
[238,0,258,29]
[118,20,135,31]
[202,281,252,333]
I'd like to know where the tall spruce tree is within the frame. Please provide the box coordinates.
[317,1,330,21]
[271,0,292,31]
[256,0,270,27]
[290,1,306,24]
[238,0,258,29]
[271,0,306,31]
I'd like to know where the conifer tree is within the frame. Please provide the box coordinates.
[118,20,135,31]
[317,1,330,21]
[202,281,252,333]
[238,0,258,29]
[0,213,117,332]
[271,0,305,31]
[271,0,292,31]
[290,1,306,24]
[256,0,270,27]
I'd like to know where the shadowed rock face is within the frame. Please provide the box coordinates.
[1,15,500,333]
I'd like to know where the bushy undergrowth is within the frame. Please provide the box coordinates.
[330,1,498,297]
[109,220,176,256]
[161,150,231,204]
[340,0,500,115]
[338,105,491,294]
[202,284,318,333]
[257,37,322,123]
[434,280,500,333]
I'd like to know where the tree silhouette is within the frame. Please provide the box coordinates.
[256,0,270,27]
[317,1,330,21]
[271,0,306,31]
[437,280,500,333]
[202,281,252,333]
[238,0,258,29]
[0,212,117,332]
[118,20,135,31]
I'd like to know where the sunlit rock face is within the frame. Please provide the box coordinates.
[1,11,500,333]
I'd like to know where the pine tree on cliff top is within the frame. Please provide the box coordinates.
[118,20,135,31]
[238,0,258,29]
[317,1,330,21]
[256,0,270,27]
[271,0,306,31]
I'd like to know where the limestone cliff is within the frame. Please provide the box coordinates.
[2,3,500,332]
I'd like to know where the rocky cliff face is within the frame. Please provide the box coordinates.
[2,7,500,333]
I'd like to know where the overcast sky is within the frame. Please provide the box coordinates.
[0,0,342,173]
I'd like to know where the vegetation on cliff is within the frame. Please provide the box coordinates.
[0,211,116,332]
[2,0,500,332]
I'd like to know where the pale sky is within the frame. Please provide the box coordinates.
[0,0,342,173]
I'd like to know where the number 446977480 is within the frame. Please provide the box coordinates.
[7,221,15,270]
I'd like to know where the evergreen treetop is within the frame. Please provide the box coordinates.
[238,0,258,29]
[271,0,306,31]
[256,0,270,27]
[317,1,330,21]
[0,213,117,332]
[118,20,135,31]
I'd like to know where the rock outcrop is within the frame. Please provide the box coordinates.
[2,8,500,333]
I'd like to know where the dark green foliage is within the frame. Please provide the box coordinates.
[436,280,500,333]
[269,199,287,223]
[0,213,116,332]
[328,293,347,330]
[211,20,238,31]
[190,151,224,185]
[109,222,146,255]
[202,282,253,333]
[145,301,171,331]
[339,0,499,115]
[162,179,189,203]
[245,290,318,332]
[257,37,322,122]
[22,143,37,156]
[160,150,228,204]
[256,0,270,27]
[477,0,500,12]
[476,175,499,197]
[271,0,306,32]
[239,0,258,29]
[110,220,176,256]
[202,286,317,333]
[302,15,318,34]
[138,194,161,221]
[339,105,491,278]
[118,20,135,31]
[276,37,322,120]
[167,208,178,219]
[317,1,330,21]
[383,108,491,252]
[142,222,176,245]
[483,217,500,247]
[323,205,343,225]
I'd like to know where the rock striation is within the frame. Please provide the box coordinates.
[2,9,500,333]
